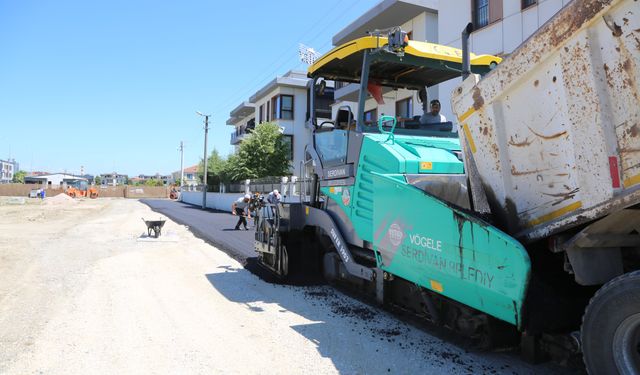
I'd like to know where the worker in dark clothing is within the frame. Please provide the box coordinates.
[232,194,252,230]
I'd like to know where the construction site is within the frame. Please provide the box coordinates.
[0,197,571,374]
[2,0,640,374]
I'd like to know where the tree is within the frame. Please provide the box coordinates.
[94,175,102,185]
[198,149,228,191]
[224,122,290,180]
[144,179,164,187]
[12,170,26,183]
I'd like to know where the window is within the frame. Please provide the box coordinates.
[266,101,270,122]
[522,0,536,9]
[364,108,377,125]
[473,0,503,28]
[474,0,489,28]
[259,104,264,123]
[271,96,278,120]
[315,130,348,167]
[280,95,293,120]
[270,95,295,120]
[395,98,413,119]
[281,135,293,161]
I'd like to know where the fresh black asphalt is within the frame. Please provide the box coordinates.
[140,199,256,261]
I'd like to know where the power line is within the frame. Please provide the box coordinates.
[211,0,346,114]
[212,0,371,118]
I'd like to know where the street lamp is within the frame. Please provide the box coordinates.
[196,111,211,209]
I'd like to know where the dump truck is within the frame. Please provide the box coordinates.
[253,0,639,373]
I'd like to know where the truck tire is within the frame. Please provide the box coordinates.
[582,270,640,374]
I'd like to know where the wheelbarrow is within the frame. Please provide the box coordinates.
[142,217,166,238]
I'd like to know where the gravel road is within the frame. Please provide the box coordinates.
[0,197,573,374]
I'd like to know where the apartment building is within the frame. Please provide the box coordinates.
[130,174,174,185]
[226,70,313,176]
[0,159,18,183]
[100,172,128,186]
[330,0,571,128]
[436,0,574,121]
[329,0,439,128]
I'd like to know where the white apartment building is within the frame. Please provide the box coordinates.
[437,0,574,121]
[226,70,313,176]
[330,0,572,128]
[0,159,18,183]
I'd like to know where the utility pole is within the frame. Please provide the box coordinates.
[178,141,184,188]
[196,111,211,209]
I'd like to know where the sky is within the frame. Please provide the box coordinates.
[0,0,378,176]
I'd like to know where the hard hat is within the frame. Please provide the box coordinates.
[244,194,251,199]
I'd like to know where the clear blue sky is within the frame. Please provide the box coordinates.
[0,0,377,176]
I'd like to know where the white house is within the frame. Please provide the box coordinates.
[330,0,571,129]
[226,70,314,176]
[172,164,199,188]
[24,173,87,187]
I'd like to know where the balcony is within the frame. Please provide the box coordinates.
[230,119,255,145]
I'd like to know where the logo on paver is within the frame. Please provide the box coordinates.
[388,223,404,247]
[342,189,351,206]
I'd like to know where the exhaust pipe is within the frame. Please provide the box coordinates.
[461,22,473,80]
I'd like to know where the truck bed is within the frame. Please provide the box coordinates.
[451,0,640,242]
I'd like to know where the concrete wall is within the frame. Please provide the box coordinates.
[124,186,169,198]
[0,184,64,197]
[0,184,167,198]
[181,191,238,212]
[97,185,126,197]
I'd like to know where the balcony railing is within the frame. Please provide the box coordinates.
[230,123,255,145]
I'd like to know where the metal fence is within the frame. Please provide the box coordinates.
[185,176,314,202]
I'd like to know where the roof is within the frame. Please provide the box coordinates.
[31,173,87,179]
[308,36,501,89]
[227,101,256,126]
[183,165,198,173]
[249,70,310,102]
[24,173,87,181]
[332,0,438,46]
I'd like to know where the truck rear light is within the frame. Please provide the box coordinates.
[609,156,621,188]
